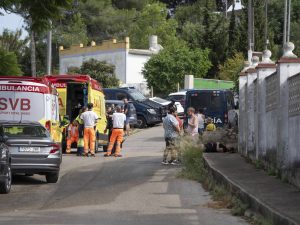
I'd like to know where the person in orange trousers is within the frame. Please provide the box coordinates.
[104,106,126,157]
[66,120,79,153]
[80,103,99,157]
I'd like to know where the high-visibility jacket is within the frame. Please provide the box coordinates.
[75,114,84,125]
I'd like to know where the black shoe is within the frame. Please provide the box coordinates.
[161,160,169,165]
[90,154,96,157]
[83,153,89,157]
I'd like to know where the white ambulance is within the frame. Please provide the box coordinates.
[0,76,61,143]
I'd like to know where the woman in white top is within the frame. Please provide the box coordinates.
[186,107,198,137]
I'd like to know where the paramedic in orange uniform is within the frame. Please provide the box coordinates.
[80,103,99,157]
[104,106,126,157]
[66,120,79,153]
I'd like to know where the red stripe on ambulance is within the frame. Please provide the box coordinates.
[0,84,49,93]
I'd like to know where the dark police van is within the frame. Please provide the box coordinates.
[185,89,236,127]
[104,88,163,128]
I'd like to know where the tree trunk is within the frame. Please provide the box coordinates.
[30,30,36,77]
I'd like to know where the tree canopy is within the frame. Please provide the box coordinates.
[69,59,119,88]
[0,48,23,76]
[1,0,300,85]
[143,40,211,94]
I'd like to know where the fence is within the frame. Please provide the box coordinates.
[239,55,300,188]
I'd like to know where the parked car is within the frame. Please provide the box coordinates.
[0,138,11,194]
[0,121,62,183]
[149,97,184,117]
[166,91,187,108]
[104,88,163,128]
[105,100,138,125]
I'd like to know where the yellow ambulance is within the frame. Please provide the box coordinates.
[45,75,107,152]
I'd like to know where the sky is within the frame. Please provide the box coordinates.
[0,9,27,39]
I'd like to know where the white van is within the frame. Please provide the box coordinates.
[0,77,61,143]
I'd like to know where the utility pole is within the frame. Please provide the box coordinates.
[46,21,52,75]
[248,0,254,62]
[283,0,288,45]
[287,0,291,42]
[264,0,269,50]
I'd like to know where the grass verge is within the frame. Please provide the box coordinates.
[177,137,271,225]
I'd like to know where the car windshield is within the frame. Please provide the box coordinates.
[129,90,146,101]
[1,125,50,138]
[152,97,169,104]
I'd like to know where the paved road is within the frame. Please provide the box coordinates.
[0,126,248,225]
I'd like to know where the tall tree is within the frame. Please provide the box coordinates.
[128,3,178,49]
[143,39,211,94]
[2,0,73,76]
[0,48,23,76]
[0,29,28,58]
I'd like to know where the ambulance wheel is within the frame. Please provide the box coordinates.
[94,140,99,153]
[103,145,108,152]
[61,142,67,154]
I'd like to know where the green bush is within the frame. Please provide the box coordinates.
[178,136,204,181]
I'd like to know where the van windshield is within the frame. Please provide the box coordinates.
[129,90,146,101]
[189,92,223,112]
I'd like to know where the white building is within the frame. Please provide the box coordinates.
[59,36,162,94]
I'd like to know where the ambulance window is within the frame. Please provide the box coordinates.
[116,92,127,100]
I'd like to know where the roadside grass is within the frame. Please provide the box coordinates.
[177,137,270,225]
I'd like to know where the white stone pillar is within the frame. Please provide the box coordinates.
[184,75,194,89]
[277,42,300,172]
[255,50,277,161]
[238,72,247,156]
[246,56,259,159]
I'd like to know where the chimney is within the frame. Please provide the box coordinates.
[149,35,163,53]
[149,35,158,50]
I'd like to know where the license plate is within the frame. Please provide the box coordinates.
[19,147,40,153]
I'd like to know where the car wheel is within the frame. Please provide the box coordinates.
[94,140,99,153]
[46,172,59,183]
[0,165,12,194]
[136,116,147,129]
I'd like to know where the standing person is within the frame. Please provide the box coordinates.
[80,103,99,157]
[123,98,131,136]
[186,107,199,138]
[197,108,205,135]
[162,106,180,165]
[104,106,114,152]
[104,106,126,157]
[75,106,87,156]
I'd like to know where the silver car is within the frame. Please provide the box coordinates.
[0,121,61,183]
